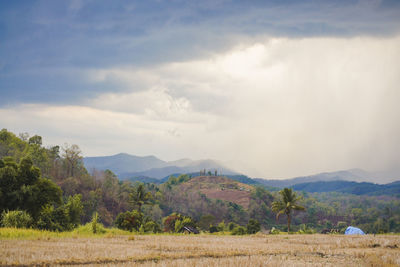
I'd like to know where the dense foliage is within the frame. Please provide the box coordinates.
[1,129,399,234]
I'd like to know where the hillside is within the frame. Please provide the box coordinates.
[178,176,254,209]
[84,153,167,174]
[292,180,400,196]
[2,129,400,234]
[84,153,239,179]
[254,169,381,187]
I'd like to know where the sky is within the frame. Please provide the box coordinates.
[1,0,400,180]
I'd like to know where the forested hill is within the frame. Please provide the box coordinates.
[128,173,261,186]
[1,128,400,234]
[254,169,396,187]
[291,180,400,196]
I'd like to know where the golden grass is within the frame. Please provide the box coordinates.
[0,225,132,240]
[0,230,399,266]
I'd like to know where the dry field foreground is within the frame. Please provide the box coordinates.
[1,234,400,266]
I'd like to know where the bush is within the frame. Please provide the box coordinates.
[228,222,237,231]
[115,210,143,232]
[208,225,219,233]
[198,214,215,230]
[35,194,83,232]
[36,205,65,231]
[73,222,107,234]
[217,221,226,232]
[231,226,246,235]
[297,224,316,234]
[209,225,219,233]
[162,213,181,232]
[246,219,260,234]
[144,221,161,233]
[91,212,99,234]
[163,213,196,233]
[1,210,32,228]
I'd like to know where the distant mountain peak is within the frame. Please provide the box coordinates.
[254,169,383,188]
[83,153,238,180]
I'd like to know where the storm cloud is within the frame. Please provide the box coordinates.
[1,0,400,180]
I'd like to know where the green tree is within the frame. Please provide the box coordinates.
[22,177,63,218]
[143,220,161,233]
[228,222,237,231]
[231,225,246,235]
[198,214,215,230]
[130,183,152,213]
[115,210,143,232]
[163,213,181,232]
[0,157,62,218]
[1,210,32,228]
[246,219,261,234]
[217,221,226,232]
[64,194,83,227]
[36,195,83,231]
[271,188,305,232]
[209,225,219,233]
[91,212,99,234]
[36,204,64,231]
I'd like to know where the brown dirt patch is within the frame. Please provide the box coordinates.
[199,188,251,209]
[180,176,253,209]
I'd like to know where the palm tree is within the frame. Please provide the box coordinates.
[271,188,305,232]
[130,183,152,213]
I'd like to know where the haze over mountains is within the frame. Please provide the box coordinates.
[83,153,400,196]
[254,169,383,187]
[84,153,398,184]
[83,153,239,179]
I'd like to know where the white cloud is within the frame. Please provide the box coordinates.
[2,36,400,179]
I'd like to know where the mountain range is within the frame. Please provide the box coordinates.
[83,153,239,179]
[291,180,400,196]
[83,153,399,196]
[253,168,383,188]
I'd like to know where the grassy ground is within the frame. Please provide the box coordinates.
[1,229,399,266]
[0,225,131,239]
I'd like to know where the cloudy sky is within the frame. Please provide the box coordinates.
[1,0,400,179]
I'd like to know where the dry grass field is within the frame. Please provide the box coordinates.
[1,233,399,266]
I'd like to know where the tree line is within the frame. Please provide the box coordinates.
[1,129,399,234]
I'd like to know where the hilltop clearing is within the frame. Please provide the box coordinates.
[179,176,254,209]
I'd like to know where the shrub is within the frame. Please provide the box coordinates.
[73,222,107,235]
[1,210,32,228]
[143,221,161,233]
[246,219,260,234]
[163,213,181,232]
[217,221,226,232]
[91,212,99,234]
[231,226,246,235]
[209,225,219,233]
[198,214,215,230]
[35,194,83,232]
[115,210,143,232]
[297,224,316,234]
[228,222,237,231]
[337,221,347,231]
[36,205,65,231]
[163,213,196,233]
